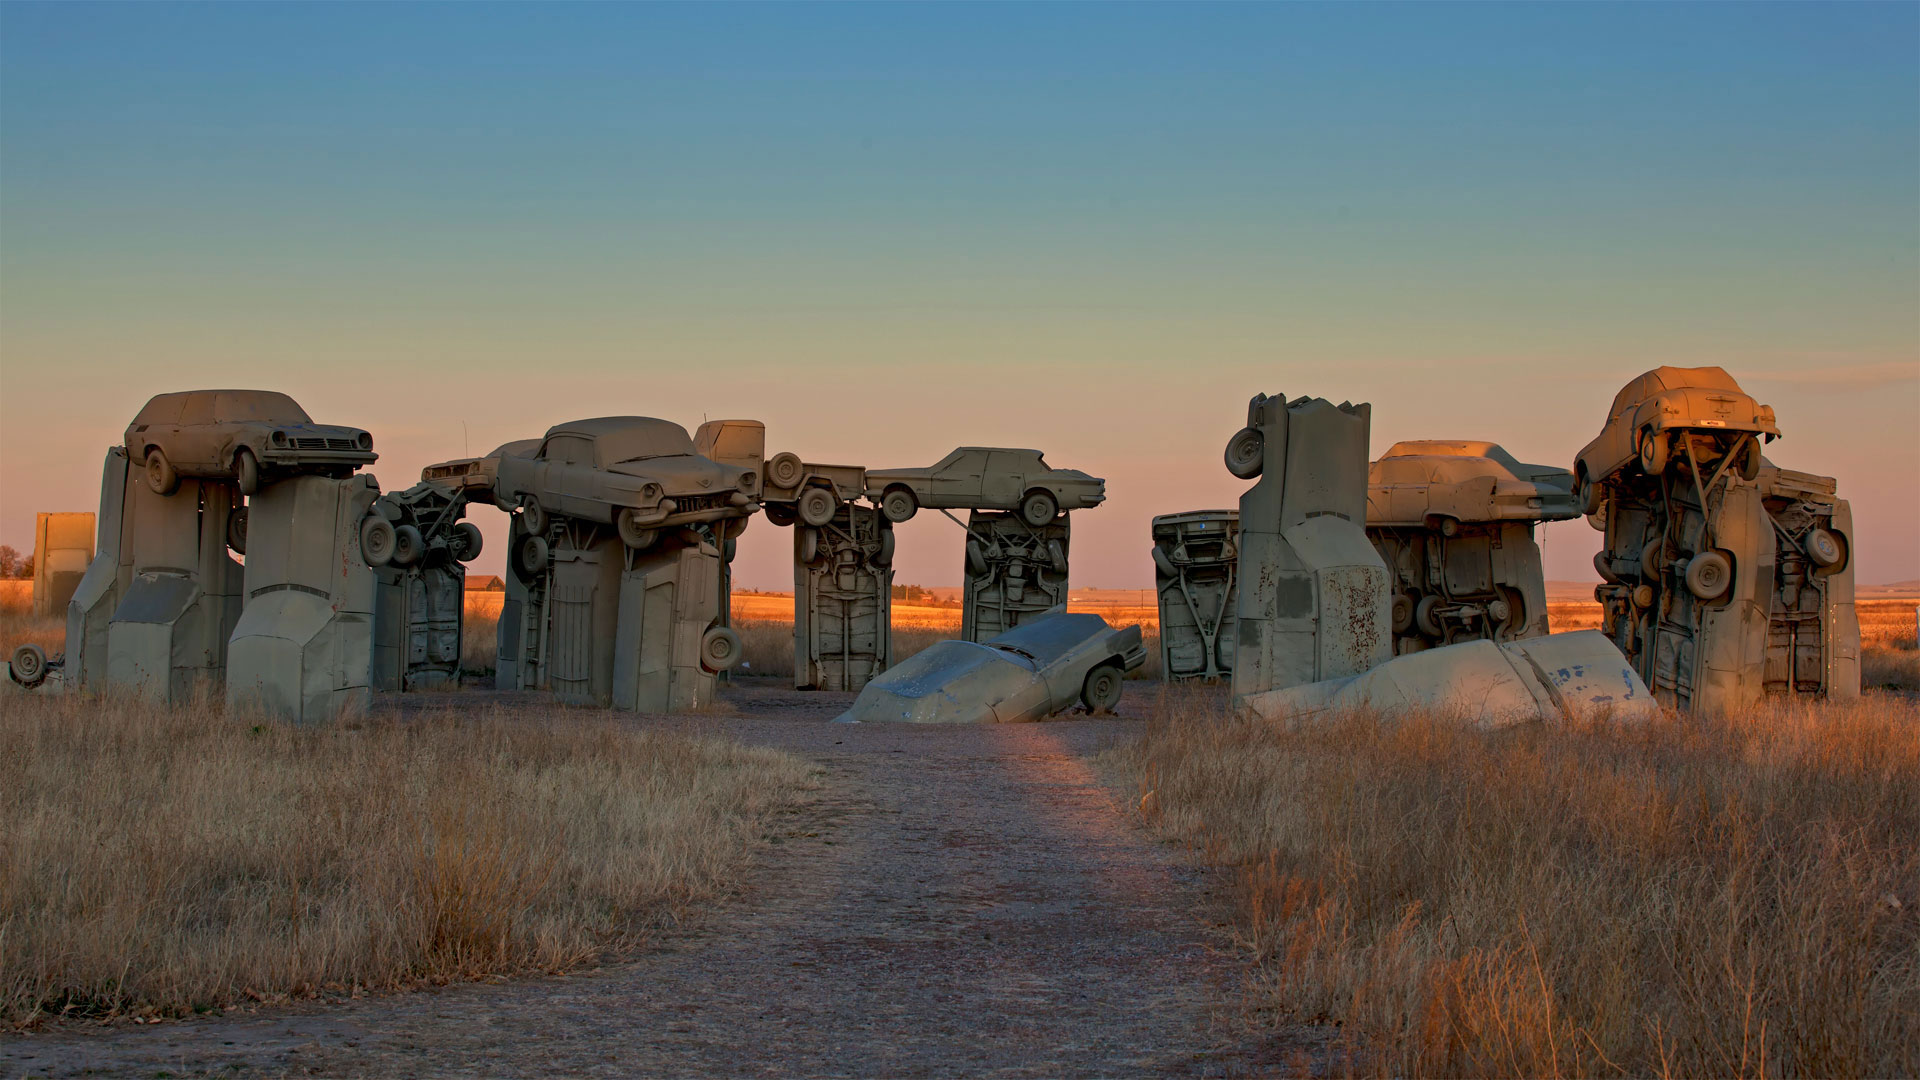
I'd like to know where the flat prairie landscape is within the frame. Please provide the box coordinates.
[2,592,1916,1077]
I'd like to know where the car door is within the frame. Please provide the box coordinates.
[176,392,219,470]
[982,452,1024,508]
[544,435,599,518]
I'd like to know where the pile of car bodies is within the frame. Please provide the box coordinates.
[1577,366,1859,715]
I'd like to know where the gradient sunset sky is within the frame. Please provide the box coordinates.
[3,2,1915,592]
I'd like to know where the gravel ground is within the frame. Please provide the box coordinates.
[3,679,1313,1078]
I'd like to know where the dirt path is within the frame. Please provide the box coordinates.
[3,682,1294,1077]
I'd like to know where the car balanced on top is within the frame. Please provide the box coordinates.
[124,389,376,497]
[864,447,1105,527]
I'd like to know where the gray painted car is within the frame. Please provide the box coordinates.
[835,611,1145,724]
[124,389,376,496]
[865,447,1105,527]
[492,417,758,549]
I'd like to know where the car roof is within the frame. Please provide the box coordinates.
[1608,366,1745,415]
[542,417,696,465]
[133,389,312,425]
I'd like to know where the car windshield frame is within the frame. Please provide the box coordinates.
[588,420,698,467]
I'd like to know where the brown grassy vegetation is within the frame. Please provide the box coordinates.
[1109,692,1920,1078]
[0,692,813,1027]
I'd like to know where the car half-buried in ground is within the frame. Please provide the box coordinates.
[124,389,376,496]
[491,417,758,550]
[865,447,1105,526]
[835,611,1146,724]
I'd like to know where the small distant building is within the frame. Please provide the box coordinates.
[33,512,95,617]
[464,574,505,592]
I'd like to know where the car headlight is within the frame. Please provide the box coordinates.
[641,483,662,500]
[271,430,289,447]
[357,432,374,450]
[738,471,756,491]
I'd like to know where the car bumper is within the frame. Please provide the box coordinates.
[261,449,378,467]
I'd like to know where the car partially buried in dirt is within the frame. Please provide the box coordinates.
[1573,366,1779,513]
[124,389,376,496]
[835,611,1146,724]
[865,447,1104,526]
[492,417,758,551]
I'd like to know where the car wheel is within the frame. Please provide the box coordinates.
[235,447,261,496]
[518,496,546,536]
[764,502,798,528]
[1047,539,1069,575]
[1684,551,1732,601]
[874,529,895,569]
[798,486,838,527]
[514,533,550,581]
[450,521,484,562]
[1640,543,1669,582]
[1390,593,1414,635]
[1638,430,1669,476]
[965,539,989,577]
[226,507,249,556]
[145,448,180,496]
[1020,490,1058,528]
[359,515,397,567]
[699,625,743,674]
[799,527,823,566]
[1737,438,1763,482]
[1804,528,1843,569]
[391,524,425,567]
[1415,595,1444,638]
[1151,546,1177,580]
[1081,664,1123,713]
[617,509,659,550]
[881,487,918,524]
[10,644,48,687]
[1224,427,1264,480]
[767,452,804,489]
[1593,551,1621,585]
[1576,467,1603,517]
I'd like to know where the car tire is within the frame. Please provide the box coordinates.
[1737,438,1763,482]
[1640,543,1669,582]
[235,447,261,496]
[145,448,180,496]
[1391,593,1414,635]
[518,496,546,536]
[1804,528,1843,569]
[699,625,743,674]
[1151,546,1177,580]
[1047,539,1069,575]
[1593,551,1621,585]
[1415,595,1444,638]
[874,529,894,569]
[765,502,797,528]
[1576,468,1603,518]
[799,527,823,566]
[965,539,989,577]
[10,643,48,687]
[1224,427,1264,480]
[391,524,425,567]
[1684,551,1732,601]
[513,533,550,581]
[1638,431,1669,476]
[798,486,838,527]
[1019,490,1058,528]
[450,521,484,562]
[1081,664,1123,714]
[767,452,804,489]
[617,509,659,550]
[226,507,249,556]
[881,487,918,524]
[360,515,397,567]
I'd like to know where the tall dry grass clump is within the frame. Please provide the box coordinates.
[1112,692,1920,1078]
[0,692,812,1027]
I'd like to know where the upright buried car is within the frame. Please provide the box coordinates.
[492,417,758,549]
[124,389,376,496]
[836,612,1146,724]
[865,448,1104,526]
[1572,366,1779,514]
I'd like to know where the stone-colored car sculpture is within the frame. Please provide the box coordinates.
[124,389,376,496]
[493,417,758,549]
[835,611,1145,724]
[1572,366,1778,513]
[866,448,1105,526]
[1368,440,1580,530]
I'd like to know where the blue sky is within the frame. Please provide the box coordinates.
[3,2,1915,587]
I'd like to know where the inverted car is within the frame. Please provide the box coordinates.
[835,611,1145,724]
[1367,440,1580,529]
[1573,366,1778,512]
[124,389,376,496]
[492,417,758,550]
[865,447,1105,527]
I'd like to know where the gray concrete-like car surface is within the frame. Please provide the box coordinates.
[124,389,375,497]
[836,611,1145,724]
[1572,366,1778,514]
[866,448,1105,526]
[1367,440,1581,527]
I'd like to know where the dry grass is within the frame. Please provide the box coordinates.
[1108,692,1920,1078]
[0,691,814,1027]
[0,611,63,660]
[462,602,500,677]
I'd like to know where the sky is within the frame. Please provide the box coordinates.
[2,2,1915,593]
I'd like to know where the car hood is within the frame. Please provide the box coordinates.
[834,640,1039,724]
[606,454,740,489]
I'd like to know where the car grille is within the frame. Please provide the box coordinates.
[294,437,360,451]
[425,462,477,480]
[674,493,731,513]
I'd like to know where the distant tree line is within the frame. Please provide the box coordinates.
[0,546,34,579]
